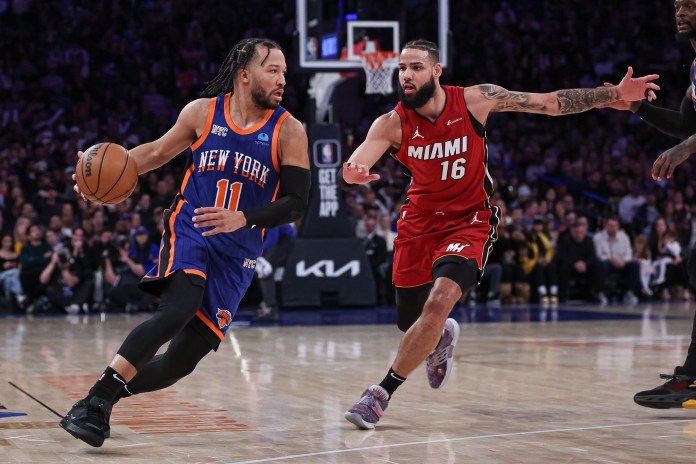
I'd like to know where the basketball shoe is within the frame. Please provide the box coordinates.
[426,318,461,389]
[633,367,696,409]
[344,385,390,430]
[59,395,112,447]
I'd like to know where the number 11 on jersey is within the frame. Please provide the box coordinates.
[215,178,242,211]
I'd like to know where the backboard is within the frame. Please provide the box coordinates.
[296,0,449,71]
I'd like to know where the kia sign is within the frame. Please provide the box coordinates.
[283,238,376,307]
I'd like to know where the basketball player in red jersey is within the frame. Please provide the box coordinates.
[340,39,660,430]
[59,38,311,447]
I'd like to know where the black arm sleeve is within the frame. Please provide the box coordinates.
[242,165,311,229]
[634,95,696,140]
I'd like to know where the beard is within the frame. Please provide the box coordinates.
[676,21,696,42]
[251,82,280,109]
[398,76,437,109]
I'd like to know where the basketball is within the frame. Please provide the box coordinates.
[75,143,139,205]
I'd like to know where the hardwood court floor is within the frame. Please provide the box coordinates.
[2,303,696,463]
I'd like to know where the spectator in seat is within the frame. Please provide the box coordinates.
[593,215,641,304]
[39,228,95,313]
[556,218,602,304]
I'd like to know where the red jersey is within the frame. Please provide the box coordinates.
[393,85,493,214]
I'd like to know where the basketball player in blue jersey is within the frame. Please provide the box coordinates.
[59,38,311,447]
[604,0,696,411]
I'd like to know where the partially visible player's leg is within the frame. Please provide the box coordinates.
[116,324,214,400]
[60,271,205,447]
[634,249,696,409]
[345,275,464,430]
[395,283,432,332]
[422,258,479,389]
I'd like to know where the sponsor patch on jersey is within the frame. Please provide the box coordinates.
[211,124,228,137]
[243,258,257,269]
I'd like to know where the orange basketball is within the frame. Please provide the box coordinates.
[75,143,139,205]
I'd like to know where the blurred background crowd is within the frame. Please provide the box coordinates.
[0,0,693,314]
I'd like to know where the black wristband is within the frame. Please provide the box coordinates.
[337,166,359,192]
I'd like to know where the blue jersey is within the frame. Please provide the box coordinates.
[182,93,287,257]
[140,93,291,344]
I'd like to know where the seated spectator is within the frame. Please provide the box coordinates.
[556,218,603,304]
[103,234,155,312]
[652,231,681,286]
[488,225,527,304]
[593,215,641,304]
[527,219,558,305]
[633,234,653,297]
[0,233,24,309]
[649,217,689,301]
[39,228,95,313]
[19,224,52,308]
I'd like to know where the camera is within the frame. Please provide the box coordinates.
[56,247,72,266]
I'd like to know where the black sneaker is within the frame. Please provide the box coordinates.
[59,396,112,447]
[633,367,696,409]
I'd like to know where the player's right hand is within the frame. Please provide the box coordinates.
[342,162,380,185]
[72,150,87,202]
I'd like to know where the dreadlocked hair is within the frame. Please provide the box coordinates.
[403,39,440,64]
[201,38,282,97]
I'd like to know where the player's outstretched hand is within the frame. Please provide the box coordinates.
[615,66,660,102]
[72,150,87,202]
[192,207,247,236]
[342,162,380,185]
[652,144,691,181]
[596,81,656,110]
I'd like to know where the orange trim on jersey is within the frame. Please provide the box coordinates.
[223,93,273,135]
[196,310,224,341]
[184,269,207,280]
[179,164,195,195]
[164,200,186,275]
[271,112,289,172]
[190,98,217,151]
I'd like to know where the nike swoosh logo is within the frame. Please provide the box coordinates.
[113,373,126,385]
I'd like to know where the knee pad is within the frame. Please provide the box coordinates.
[395,284,431,332]
[432,257,480,294]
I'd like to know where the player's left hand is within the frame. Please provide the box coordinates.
[615,66,660,102]
[192,207,247,236]
[596,82,656,110]
[652,143,691,180]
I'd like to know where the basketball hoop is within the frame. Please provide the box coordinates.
[360,51,399,95]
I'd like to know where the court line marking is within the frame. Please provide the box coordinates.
[226,418,696,464]
[8,382,62,418]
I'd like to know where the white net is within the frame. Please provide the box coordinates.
[360,51,399,95]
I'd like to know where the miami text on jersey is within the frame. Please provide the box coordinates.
[407,136,469,161]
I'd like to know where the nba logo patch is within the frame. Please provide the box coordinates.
[216,309,232,329]
[243,258,257,269]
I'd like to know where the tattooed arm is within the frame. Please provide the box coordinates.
[464,66,659,125]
